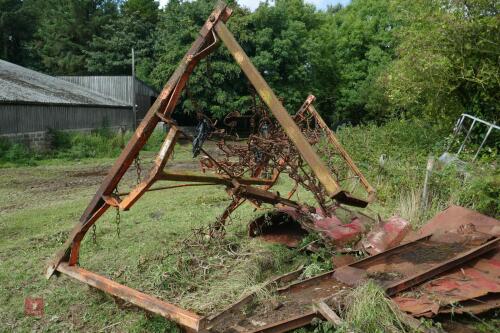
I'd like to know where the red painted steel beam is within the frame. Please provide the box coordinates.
[79,1,231,227]
[119,127,180,210]
[46,1,233,277]
[57,263,205,331]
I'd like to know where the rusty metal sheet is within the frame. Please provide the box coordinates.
[439,294,500,315]
[405,205,500,242]
[314,216,365,245]
[211,224,499,331]
[393,249,500,317]
[210,227,500,332]
[392,296,440,317]
[331,254,356,268]
[221,208,500,332]
[334,230,499,296]
[393,206,500,317]
[395,292,500,317]
[207,272,347,333]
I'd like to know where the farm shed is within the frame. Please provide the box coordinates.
[0,60,134,147]
[58,75,158,121]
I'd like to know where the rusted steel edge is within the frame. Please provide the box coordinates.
[120,127,179,210]
[385,237,500,296]
[274,236,434,296]
[349,234,432,269]
[214,21,342,198]
[229,180,302,209]
[117,183,217,196]
[57,263,206,331]
[280,274,336,299]
[157,170,275,186]
[307,102,376,202]
[206,266,304,329]
[246,311,319,333]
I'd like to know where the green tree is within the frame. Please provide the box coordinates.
[314,0,398,124]
[0,0,38,66]
[385,0,500,124]
[151,0,247,118]
[122,0,159,24]
[151,0,323,119]
[249,0,322,109]
[85,0,159,79]
[32,0,119,74]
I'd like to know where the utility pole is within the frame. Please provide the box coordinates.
[131,48,137,129]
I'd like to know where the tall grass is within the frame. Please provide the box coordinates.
[0,139,36,166]
[336,118,499,220]
[339,280,408,333]
[148,233,302,315]
[395,189,423,228]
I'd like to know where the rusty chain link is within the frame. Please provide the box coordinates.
[92,224,97,244]
[134,154,142,185]
[113,186,121,238]
[115,207,121,238]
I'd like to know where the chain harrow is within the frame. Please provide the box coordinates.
[115,207,121,238]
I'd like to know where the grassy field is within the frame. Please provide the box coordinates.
[0,121,498,332]
[0,142,313,332]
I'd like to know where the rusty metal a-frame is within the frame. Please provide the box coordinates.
[46,2,371,331]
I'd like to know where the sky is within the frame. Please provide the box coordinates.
[158,0,351,11]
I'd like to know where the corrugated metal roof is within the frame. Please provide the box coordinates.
[0,60,128,106]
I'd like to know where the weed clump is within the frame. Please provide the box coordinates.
[339,280,407,333]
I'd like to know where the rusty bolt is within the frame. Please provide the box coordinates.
[209,14,215,22]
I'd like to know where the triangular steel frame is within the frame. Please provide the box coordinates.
[46,2,372,331]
